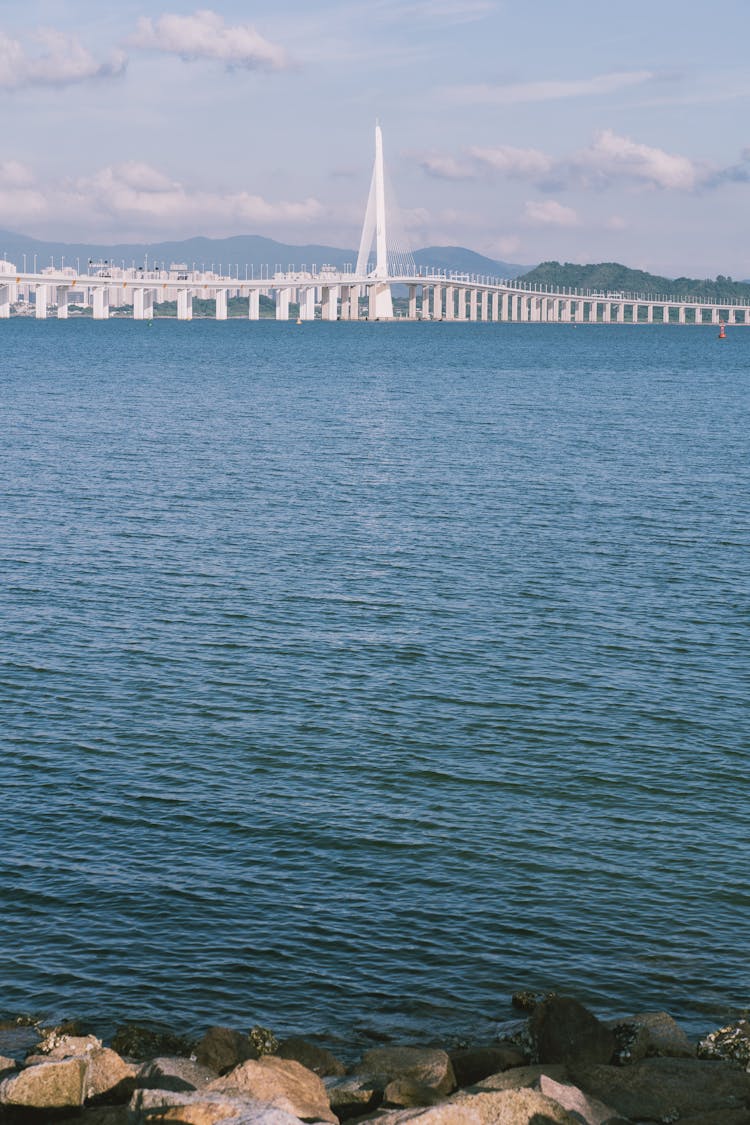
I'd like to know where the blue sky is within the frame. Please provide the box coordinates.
[2,0,750,275]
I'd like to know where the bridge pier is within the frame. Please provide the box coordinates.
[35,284,49,319]
[56,287,69,319]
[216,289,228,320]
[299,286,315,320]
[494,292,501,321]
[469,289,478,321]
[177,289,192,321]
[445,286,454,320]
[92,287,109,320]
[0,283,10,318]
[408,284,418,320]
[276,287,291,320]
[728,308,736,325]
[248,290,260,319]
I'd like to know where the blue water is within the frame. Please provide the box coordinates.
[1,318,748,1049]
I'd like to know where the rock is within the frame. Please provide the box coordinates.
[383,1077,446,1108]
[35,1031,102,1057]
[698,1020,750,1068]
[195,1026,260,1074]
[84,1046,138,1103]
[139,1054,218,1091]
[511,991,553,1013]
[79,1107,130,1124]
[325,1074,382,1119]
[248,1026,280,1057]
[471,1063,568,1091]
[610,1011,693,1063]
[537,1074,627,1125]
[208,1056,337,1122]
[530,996,616,1067]
[0,1056,16,1077]
[372,1087,582,1123]
[110,1023,193,1060]
[0,1055,86,1108]
[570,1056,750,1120]
[355,1047,456,1096]
[132,1088,307,1124]
[448,1045,526,1087]
[277,1036,346,1077]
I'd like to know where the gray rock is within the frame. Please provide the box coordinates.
[470,1063,568,1091]
[354,1047,456,1096]
[35,1031,102,1057]
[208,1056,337,1122]
[530,996,616,1068]
[84,1046,138,1103]
[570,1056,750,1120]
[130,1087,307,1123]
[372,1087,582,1123]
[448,1045,526,1087]
[537,1073,627,1124]
[277,1037,346,1077]
[698,1020,750,1068]
[139,1054,218,1091]
[325,1074,382,1119]
[0,1055,16,1077]
[383,1077,446,1108]
[0,1055,87,1108]
[196,1026,260,1075]
[610,1011,693,1063]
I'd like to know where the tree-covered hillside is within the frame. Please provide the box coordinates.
[519,261,750,301]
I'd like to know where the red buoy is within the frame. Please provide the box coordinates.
[718,321,727,339]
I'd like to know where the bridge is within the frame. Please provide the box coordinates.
[2,126,748,326]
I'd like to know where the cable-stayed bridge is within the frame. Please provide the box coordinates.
[2,127,748,326]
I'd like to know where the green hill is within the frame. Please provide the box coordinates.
[519,261,750,302]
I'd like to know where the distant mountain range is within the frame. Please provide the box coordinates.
[0,228,528,280]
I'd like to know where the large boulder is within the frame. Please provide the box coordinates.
[698,1020,750,1068]
[610,1010,693,1063]
[536,1073,626,1125]
[448,1046,526,1087]
[0,1055,87,1108]
[276,1036,346,1077]
[131,1089,307,1124]
[371,1087,582,1123]
[195,1026,260,1075]
[470,1063,568,1091]
[571,1056,750,1120]
[383,1077,447,1108]
[208,1056,336,1122]
[84,1046,138,1102]
[355,1047,456,1095]
[530,996,616,1067]
[325,1073,382,1119]
[139,1054,218,1091]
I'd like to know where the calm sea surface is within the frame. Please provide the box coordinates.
[1,318,748,1049]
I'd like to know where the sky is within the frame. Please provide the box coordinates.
[2,0,750,276]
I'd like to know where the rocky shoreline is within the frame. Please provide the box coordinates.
[0,994,749,1124]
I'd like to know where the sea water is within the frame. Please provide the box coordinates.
[1,318,748,1048]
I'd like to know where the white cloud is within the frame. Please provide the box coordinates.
[523,200,579,227]
[0,28,126,89]
[0,159,324,240]
[419,154,475,180]
[131,10,289,71]
[447,70,654,105]
[0,160,35,188]
[470,145,555,179]
[575,129,699,190]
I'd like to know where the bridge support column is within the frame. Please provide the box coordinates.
[0,283,10,318]
[35,284,48,319]
[133,288,146,319]
[646,305,653,324]
[469,289,478,321]
[56,287,69,319]
[603,302,611,323]
[276,288,291,320]
[678,305,686,325]
[300,286,315,320]
[616,303,625,324]
[420,285,430,319]
[694,306,702,325]
[322,285,340,321]
[92,287,109,320]
[711,307,720,325]
[177,289,192,321]
[216,289,228,320]
[481,291,489,321]
[248,290,260,320]
[433,285,442,319]
[493,292,501,321]
[408,284,418,320]
[445,286,454,320]
[728,308,736,325]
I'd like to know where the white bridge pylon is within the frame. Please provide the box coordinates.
[356,124,392,319]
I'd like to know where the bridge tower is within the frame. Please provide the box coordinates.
[356,123,394,319]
